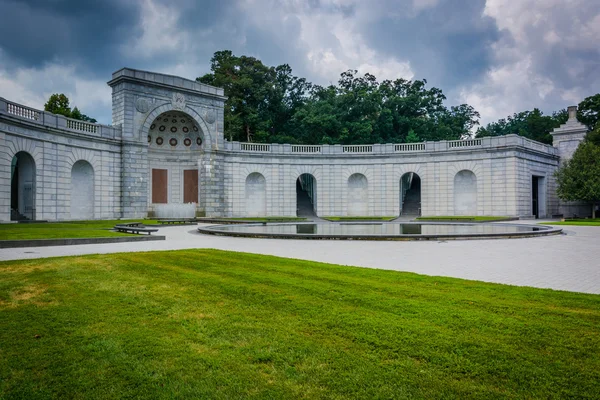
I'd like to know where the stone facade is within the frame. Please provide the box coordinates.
[0,68,591,221]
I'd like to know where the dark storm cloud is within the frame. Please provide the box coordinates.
[362,0,501,87]
[0,0,140,75]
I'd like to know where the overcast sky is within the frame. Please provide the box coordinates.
[0,0,599,126]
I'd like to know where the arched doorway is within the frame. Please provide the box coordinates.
[10,151,36,221]
[296,173,317,216]
[147,110,203,218]
[400,172,421,216]
[71,160,95,220]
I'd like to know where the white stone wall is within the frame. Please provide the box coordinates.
[0,111,122,221]
[222,144,560,218]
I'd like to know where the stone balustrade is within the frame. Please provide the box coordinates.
[0,97,558,156]
[0,97,122,140]
[224,134,558,156]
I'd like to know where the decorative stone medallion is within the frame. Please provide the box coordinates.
[204,109,216,124]
[135,97,150,113]
[172,92,186,110]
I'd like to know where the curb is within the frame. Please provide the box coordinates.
[0,235,166,249]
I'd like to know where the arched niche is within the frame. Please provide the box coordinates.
[454,170,478,215]
[347,173,368,216]
[245,173,266,217]
[71,160,95,220]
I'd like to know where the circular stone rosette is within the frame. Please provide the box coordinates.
[204,110,216,124]
[184,138,192,147]
[169,138,178,146]
[156,137,163,145]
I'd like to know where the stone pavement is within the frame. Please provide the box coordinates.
[0,221,598,294]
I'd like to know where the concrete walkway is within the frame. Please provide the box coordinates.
[1,221,598,294]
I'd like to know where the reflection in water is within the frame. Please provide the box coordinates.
[296,224,317,234]
[212,223,550,236]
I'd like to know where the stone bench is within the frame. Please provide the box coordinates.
[114,224,159,235]
[157,219,197,224]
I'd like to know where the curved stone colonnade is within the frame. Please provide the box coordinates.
[0,68,590,221]
[223,136,561,218]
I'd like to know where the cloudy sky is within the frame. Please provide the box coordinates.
[0,0,599,126]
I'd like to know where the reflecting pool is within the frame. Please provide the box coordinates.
[198,222,561,240]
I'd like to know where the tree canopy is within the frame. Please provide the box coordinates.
[197,51,479,144]
[476,94,600,145]
[198,50,599,146]
[44,94,96,123]
[555,127,600,218]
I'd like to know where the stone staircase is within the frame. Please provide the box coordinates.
[401,179,421,216]
[296,186,316,217]
[11,208,30,221]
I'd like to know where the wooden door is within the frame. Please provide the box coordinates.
[183,169,199,203]
[152,169,168,203]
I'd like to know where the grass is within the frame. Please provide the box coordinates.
[0,219,161,240]
[543,218,600,226]
[416,216,513,222]
[322,216,396,221]
[220,217,307,222]
[1,249,599,399]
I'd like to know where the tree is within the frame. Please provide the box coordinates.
[475,108,566,144]
[577,93,600,130]
[555,128,600,218]
[44,94,96,123]
[44,93,71,117]
[197,50,481,145]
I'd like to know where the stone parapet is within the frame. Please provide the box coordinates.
[0,97,122,140]
[223,134,558,158]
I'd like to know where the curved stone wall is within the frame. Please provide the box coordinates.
[2,67,586,221]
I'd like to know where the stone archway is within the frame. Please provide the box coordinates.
[10,151,36,221]
[400,172,421,216]
[296,173,317,216]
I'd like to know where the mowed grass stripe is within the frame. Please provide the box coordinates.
[0,249,599,399]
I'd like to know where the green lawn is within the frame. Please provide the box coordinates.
[0,219,161,240]
[220,217,307,222]
[322,216,396,221]
[543,218,600,226]
[416,216,513,222]
[1,250,599,399]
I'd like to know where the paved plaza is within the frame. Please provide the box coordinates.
[0,221,598,295]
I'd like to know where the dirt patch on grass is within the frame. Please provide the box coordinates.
[1,284,56,308]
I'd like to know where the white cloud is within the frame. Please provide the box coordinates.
[0,62,111,124]
[458,0,600,125]
[122,0,190,60]
[240,0,414,84]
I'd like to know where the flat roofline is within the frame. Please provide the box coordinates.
[107,67,227,100]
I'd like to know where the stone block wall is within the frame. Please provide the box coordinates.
[0,101,122,221]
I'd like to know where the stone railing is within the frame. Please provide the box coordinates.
[343,145,373,153]
[448,138,482,148]
[224,135,558,157]
[0,97,121,140]
[291,145,321,153]
[6,102,41,121]
[240,143,271,152]
[395,143,426,152]
[67,119,97,134]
